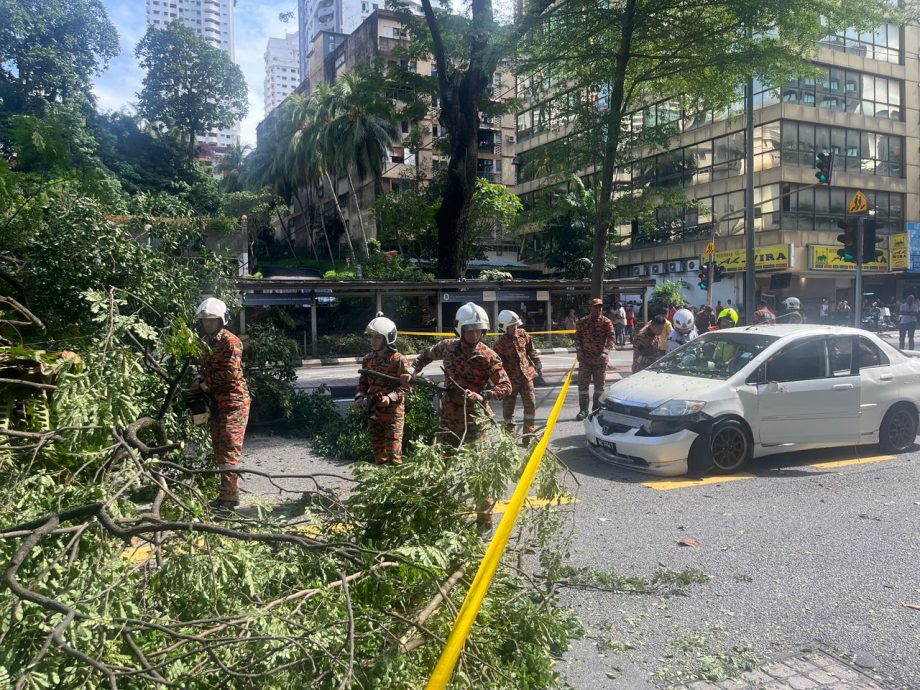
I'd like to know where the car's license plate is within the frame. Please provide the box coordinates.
[597,439,617,452]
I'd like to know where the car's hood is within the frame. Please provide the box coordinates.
[606,370,729,409]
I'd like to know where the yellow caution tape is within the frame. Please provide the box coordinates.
[425,365,575,690]
[399,330,576,337]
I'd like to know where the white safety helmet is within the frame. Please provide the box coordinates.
[673,308,695,334]
[782,297,801,311]
[497,309,522,333]
[454,302,490,336]
[365,312,397,345]
[195,298,228,326]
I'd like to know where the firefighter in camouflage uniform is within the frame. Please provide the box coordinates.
[575,298,615,420]
[355,314,411,465]
[407,302,511,447]
[193,298,250,510]
[494,310,542,440]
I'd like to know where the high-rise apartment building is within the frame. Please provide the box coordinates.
[264,32,301,116]
[145,0,240,157]
[513,23,920,312]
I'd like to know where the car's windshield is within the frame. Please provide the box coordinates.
[648,331,779,379]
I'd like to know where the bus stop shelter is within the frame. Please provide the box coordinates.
[237,277,657,357]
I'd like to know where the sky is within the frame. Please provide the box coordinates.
[92,0,296,147]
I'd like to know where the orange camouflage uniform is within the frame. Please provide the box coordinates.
[631,324,666,373]
[575,313,615,412]
[413,338,512,446]
[200,328,250,500]
[493,327,542,436]
[357,347,411,464]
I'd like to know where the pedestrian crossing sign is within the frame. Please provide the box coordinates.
[848,191,869,214]
[705,242,715,255]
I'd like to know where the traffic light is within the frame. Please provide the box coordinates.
[863,218,884,263]
[837,218,857,262]
[713,263,724,283]
[815,151,834,185]
[698,262,710,290]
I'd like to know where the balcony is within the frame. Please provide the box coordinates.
[626,223,713,249]
[477,171,502,183]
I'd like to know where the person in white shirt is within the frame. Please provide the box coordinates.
[610,302,627,346]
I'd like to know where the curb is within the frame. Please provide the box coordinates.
[299,345,634,367]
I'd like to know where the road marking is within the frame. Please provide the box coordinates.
[492,494,579,513]
[642,474,756,491]
[642,454,899,491]
[810,454,895,469]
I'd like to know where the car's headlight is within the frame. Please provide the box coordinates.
[650,400,706,417]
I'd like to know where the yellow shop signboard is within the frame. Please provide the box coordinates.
[701,244,791,272]
[890,233,908,271]
[809,245,890,272]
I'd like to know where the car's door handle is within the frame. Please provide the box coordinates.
[880,373,894,381]
[833,383,854,391]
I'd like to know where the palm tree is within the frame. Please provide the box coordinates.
[216,143,251,192]
[289,91,357,264]
[241,108,301,261]
[319,72,400,250]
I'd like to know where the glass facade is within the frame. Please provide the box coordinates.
[781,121,902,177]
[819,23,901,63]
[759,66,903,120]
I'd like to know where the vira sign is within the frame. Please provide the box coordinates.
[700,244,792,272]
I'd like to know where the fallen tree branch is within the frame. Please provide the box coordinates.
[399,565,467,653]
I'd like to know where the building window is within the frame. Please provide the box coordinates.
[781,120,903,177]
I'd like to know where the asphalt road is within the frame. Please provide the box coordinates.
[269,351,920,688]
[496,376,920,689]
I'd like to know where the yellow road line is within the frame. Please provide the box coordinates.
[642,453,899,491]
[643,474,756,491]
[811,454,895,469]
[492,494,579,514]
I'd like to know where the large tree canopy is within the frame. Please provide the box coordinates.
[136,21,248,165]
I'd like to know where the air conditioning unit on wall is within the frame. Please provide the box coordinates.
[668,260,686,273]
[632,264,648,277]
[686,258,700,272]
[649,262,665,275]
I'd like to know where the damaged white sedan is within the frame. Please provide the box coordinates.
[584,325,920,476]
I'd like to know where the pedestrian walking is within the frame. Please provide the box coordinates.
[899,294,919,350]
[407,302,511,447]
[611,302,627,346]
[819,298,830,324]
[192,298,251,510]
[494,310,542,440]
[355,314,411,465]
[836,299,851,326]
[632,315,667,373]
[575,298,615,421]
[562,308,578,331]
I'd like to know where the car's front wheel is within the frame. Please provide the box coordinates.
[688,418,752,475]
[878,403,918,453]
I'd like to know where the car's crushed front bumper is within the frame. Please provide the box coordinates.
[583,409,698,476]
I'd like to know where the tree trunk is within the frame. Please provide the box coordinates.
[275,208,300,261]
[346,171,369,258]
[295,192,319,263]
[591,0,638,299]
[324,170,357,262]
[318,205,336,271]
[421,0,496,279]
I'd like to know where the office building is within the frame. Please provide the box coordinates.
[513,23,920,313]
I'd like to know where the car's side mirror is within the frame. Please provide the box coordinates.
[765,380,780,393]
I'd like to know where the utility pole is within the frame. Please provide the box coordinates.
[854,215,864,325]
[707,223,715,308]
[743,67,755,325]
